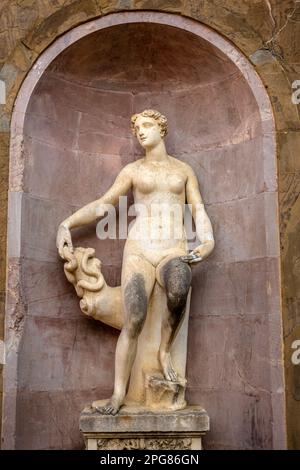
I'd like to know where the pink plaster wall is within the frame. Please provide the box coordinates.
[8,20,282,449]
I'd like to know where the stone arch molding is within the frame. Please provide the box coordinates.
[4,11,285,449]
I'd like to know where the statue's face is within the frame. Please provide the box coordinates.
[134,116,162,149]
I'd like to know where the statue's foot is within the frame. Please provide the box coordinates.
[95,403,119,415]
[94,397,121,416]
[159,350,178,382]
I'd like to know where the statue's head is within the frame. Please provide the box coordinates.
[131,109,168,149]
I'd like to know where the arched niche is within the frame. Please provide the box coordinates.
[3,12,286,450]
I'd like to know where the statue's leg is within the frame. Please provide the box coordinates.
[98,254,155,415]
[158,257,192,382]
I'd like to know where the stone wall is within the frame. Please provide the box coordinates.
[0,0,300,449]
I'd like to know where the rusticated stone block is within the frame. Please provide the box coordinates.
[100,0,182,16]
[278,131,300,174]
[24,0,102,53]
[132,0,182,12]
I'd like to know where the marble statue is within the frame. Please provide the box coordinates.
[56,109,214,415]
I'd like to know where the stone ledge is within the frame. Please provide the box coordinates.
[80,403,209,434]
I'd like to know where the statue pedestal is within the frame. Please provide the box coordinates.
[80,404,209,450]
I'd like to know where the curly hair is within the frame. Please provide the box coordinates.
[131,109,168,137]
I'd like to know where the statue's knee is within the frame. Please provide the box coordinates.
[166,289,189,315]
[163,258,191,313]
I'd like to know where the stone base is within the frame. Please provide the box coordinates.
[80,404,209,450]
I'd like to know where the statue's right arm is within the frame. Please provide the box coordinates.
[56,164,133,258]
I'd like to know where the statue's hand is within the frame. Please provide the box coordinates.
[56,224,73,259]
[181,241,214,265]
[181,251,202,265]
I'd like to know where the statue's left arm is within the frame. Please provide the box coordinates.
[183,165,215,264]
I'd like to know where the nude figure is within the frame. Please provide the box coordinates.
[56,109,214,415]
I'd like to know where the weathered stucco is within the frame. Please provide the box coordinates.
[0,0,300,449]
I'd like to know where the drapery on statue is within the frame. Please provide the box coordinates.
[56,109,214,415]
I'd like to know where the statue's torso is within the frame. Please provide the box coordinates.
[125,157,189,266]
